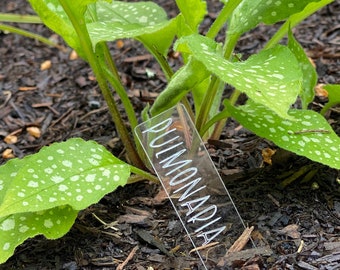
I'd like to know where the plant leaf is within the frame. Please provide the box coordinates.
[224,100,340,169]
[228,0,323,35]
[0,206,78,264]
[175,0,207,32]
[176,34,302,119]
[87,1,176,55]
[0,138,130,218]
[320,84,340,114]
[151,57,210,116]
[28,0,94,58]
[288,28,317,108]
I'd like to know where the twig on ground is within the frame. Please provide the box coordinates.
[117,246,139,270]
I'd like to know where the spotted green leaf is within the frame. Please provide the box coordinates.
[0,206,78,264]
[288,28,317,108]
[28,0,95,59]
[151,57,210,116]
[175,0,207,33]
[176,34,302,119]
[87,1,176,55]
[320,84,340,115]
[0,138,129,263]
[0,138,129,218]
[228,0,323,35]
[224,100,340,169]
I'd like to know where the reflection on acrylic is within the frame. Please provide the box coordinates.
[135,104,249,269]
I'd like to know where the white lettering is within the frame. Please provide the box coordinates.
[188,205,217,223]
[155,141,184,159]
[142,118,172,133]
[169,167,198,186]
[181,195,210,215]
[159,148,192,176]
[195,217,221,233]
[139,110,235,248]
[150,128,179,148]
[174,178,206,202]
[198,226,226,246]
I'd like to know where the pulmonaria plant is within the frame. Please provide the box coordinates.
[1,0,339,264]
[0,139,130,262]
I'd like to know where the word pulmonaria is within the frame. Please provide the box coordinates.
[142,118,226,246]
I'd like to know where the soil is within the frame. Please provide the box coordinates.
[0,1,340,269]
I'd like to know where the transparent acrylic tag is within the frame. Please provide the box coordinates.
[135,104,248,269]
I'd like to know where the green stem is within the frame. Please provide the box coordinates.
[196,1,242,137]
[196,76,221,132]
[200,107,230,137]
[197,32,240,136]
[101,42,120,80]
[206,5,229,39]
[181,96,195,123]
[223,32,240,59]
[205,32,240,138]
[206,0,242,39]
[0,23,62,49]
[129,165,159,184]
[101,58,148,162]
[139,39,174,81]
[59,1,144,169]
[0,13,42,23]
[264,0,334,49]
[139,39,194,119]
[209,89,241,139]
[98,43,139,131]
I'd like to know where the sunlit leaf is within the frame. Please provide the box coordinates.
[288,28,317,108]
[175,0,207,32]
[0,206,78,263]
[0,138,129,217]
[151,57,210,116]
[228,0,323,35]
[28,0,95,58]
[320,84,340,114]
[225,100,340,169]
[87,1,176,55]
[0,138,130,263]
[176,34,302,119]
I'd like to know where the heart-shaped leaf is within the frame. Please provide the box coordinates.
[0,138,130,217]
[228,0,323,35]
[225,100,340,169]
[0,206,78,263]
[87,1,176,55]
[320,84,340,114]
[0,138,130,263]
[176,34,302,119]
[28,0,95,58]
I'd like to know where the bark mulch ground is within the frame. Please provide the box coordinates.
[0,1,339,269]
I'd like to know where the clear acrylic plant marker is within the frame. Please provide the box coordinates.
[135,104,249,269]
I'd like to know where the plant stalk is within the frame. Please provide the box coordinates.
[0,13,42,23]
[0,23,62,49]
[196,0,242,137]
[206,0,242,39]
[264,0,334,49]
[129,165,159,184]
[59,1,145,169]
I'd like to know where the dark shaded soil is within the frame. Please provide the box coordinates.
[0,1,340,269]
